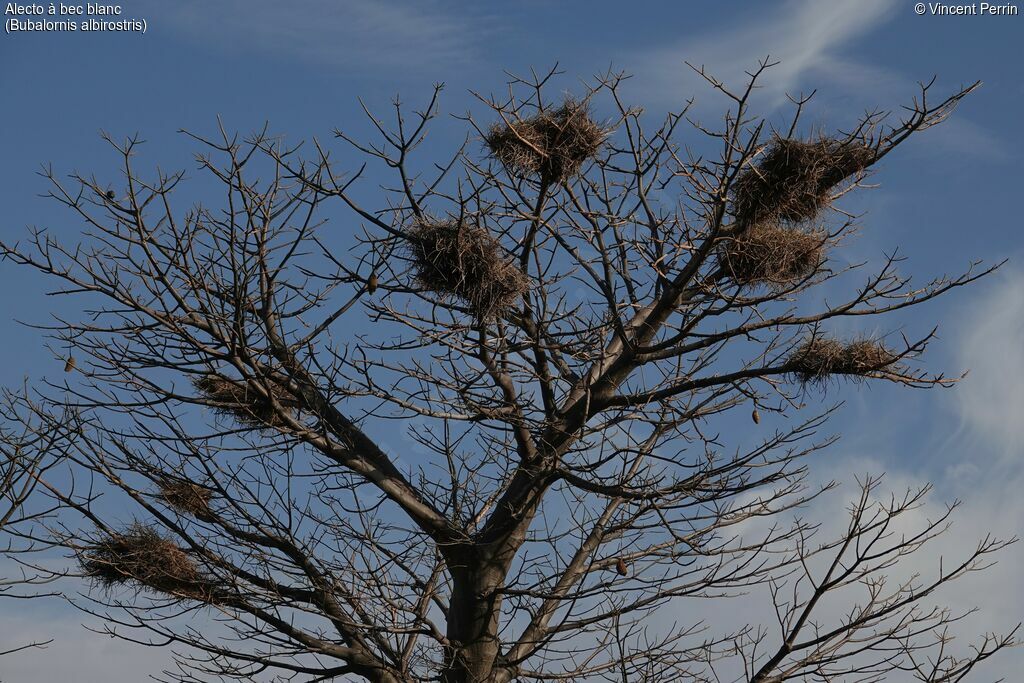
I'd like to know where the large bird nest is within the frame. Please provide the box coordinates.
[407,218,529,320]
[80,524,219,602]
[159,479,214,519]
[485,99,608,183]
[787,337,900,386]
[193,375,301,428]
[732,136,875,227]
[720,223,825,287]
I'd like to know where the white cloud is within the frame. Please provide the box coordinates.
[781,273,1024,678]
[0,609,177,683]
[949,268,1024,460]
[623,0,899,111]
[140,0,492,77]
[653,276,1024,677]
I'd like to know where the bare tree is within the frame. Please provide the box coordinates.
[1,63,1018,682]
[0,398,57,657]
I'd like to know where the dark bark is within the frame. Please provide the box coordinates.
[441,546,513,683]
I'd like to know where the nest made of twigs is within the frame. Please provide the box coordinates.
[193,375,301,428]
[407,218,529,320]
[720,223,825,287]
[787,337,900,386]
[485,99,608,183]
[732,136,874,227]
[159,479,214,519]
[80,524,218,601]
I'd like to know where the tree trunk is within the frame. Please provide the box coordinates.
[441,550,508,683]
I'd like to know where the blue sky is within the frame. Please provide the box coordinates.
[1,1,1022,680]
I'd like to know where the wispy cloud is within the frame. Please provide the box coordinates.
[0,608,178,682]
[905,115,1012,163]
[645,267,1024,678]
[845,270,1024,673]
[142,0,493,78]
[949,268,1024,460]
[624,0,899,110]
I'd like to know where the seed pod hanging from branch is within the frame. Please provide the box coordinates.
[731,136,875,227]
[485,98,608,184]
[407,217,529,320]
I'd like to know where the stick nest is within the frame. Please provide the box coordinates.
[720,223,825,287]
[485,99,608,183]
[407,218,529,320]
[788,338,900,386]
[81,524,219,602]
[194,375,301,428]
[159,479,214,519]
[732,136,874,226]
